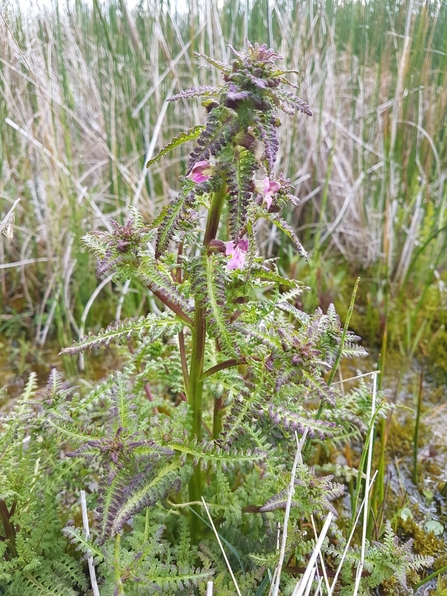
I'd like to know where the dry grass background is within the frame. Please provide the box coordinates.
[0,0,446,357]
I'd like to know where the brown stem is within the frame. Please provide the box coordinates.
[144,382,155,402]
[201,358,244,380]
[152,289,193,326]
[179,330,189,392]
[175,241,184,284]
[0,500,17,558]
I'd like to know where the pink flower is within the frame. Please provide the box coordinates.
[187,161,215,183]
[224,238,249,270]
[254,177,280,208]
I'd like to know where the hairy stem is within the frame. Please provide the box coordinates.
[188,181,227,543]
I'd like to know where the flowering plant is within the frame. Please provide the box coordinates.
[3,41,429,596]
[59,39,368,592]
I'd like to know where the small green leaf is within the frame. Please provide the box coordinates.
[423,489,434,502]
[425,520,444,536]
[399,507,413,522]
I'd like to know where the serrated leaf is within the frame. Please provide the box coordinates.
[193,52,231,73]
[60,312,182,355]
[205,254,239,358]
[227,147,257,241]
[62,526,104,564]
[251,267,304,289]
[155,191,194,258]
[109,461,191,537]
[264,214,308,259]
[167,85,220,102]
[146,125,204,168]
[169,442,266,469]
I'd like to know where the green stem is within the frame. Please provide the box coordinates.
[175,242,190,393]
[412,365,423,484]
[414,563,447,590]
[114,533,124,595]
[179,330,189,393]
[189,305,206,444]
[188,181,227,543]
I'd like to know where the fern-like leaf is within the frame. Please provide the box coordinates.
[205,254,240,358]
[117,256,193,324]
[97,460,192,541]
[167,85,220,102]
[155,191,196,258]
[260,466,344,517]
[60,311,182,355]
[276,90,312,116]
[187,106,237,173]
[265,404,336,440]
[226,147,257,242]
[146,125,204,168]
[140,563,214,591]
[193,52,231,74]
[169,441,267,470]
[264,214,308,259]
[190,254,240,358]
[62,527,104,565]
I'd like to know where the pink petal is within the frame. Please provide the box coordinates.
[227,249,246,270]
[224,238,249,270]
[266,178,280,194]
[187,161,214,183]
[254,177,280,196]
[264,194,273,209]
[224,240,235,256]
[190,172,209,183]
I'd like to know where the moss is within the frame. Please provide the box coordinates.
[400,517,446,559]
[385,414,421,459]
[381,575,407,595]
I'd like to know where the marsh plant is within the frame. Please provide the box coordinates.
[0,42,434,595]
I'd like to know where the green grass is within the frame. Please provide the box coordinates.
[0,0,446,365]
